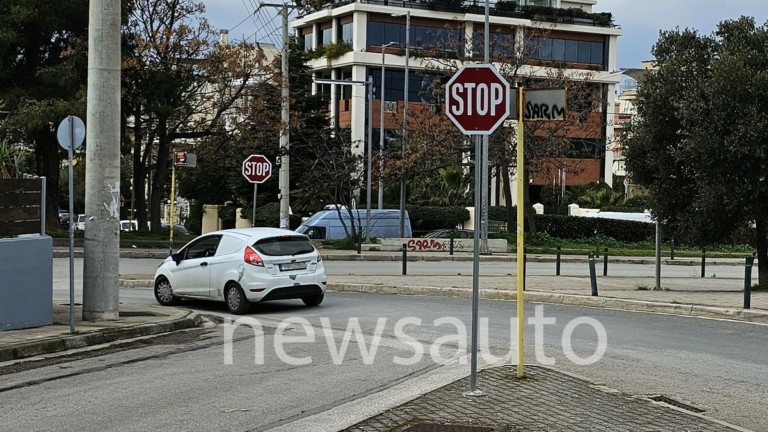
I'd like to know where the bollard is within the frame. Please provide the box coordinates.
[701,248,706,278]
[523,247,527,291]
[449,231,454,256]
[556,246,561,276]
[357,234,362,255]
[588,252,598,296]
[603,247,608,276]
[744,256,754,309]
[670,239,675,260]
[402,243,407,275]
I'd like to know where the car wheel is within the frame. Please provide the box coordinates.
[225,283,250,314]
[154,277,181,306]
[302,292,324,307]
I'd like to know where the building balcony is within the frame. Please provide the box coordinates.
[297,0,616,28]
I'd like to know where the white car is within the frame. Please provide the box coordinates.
[153,228,326,314]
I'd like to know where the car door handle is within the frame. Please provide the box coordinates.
[200,262,208,267]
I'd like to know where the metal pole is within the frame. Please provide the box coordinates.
[603,247,608,276]
[744,256,754,309]
[670,238,675,260]
[515,86,525,378]
[655,220,661,290]
[83,0,121,321]
[278,6,291,229]
[480,0,491,255]
[366,77,373,243]
[588,252,598,296]
[402,243,407,275]
[169,163,175,253]
[556,245,561,276]
[252,183,258,226]
[467,135,483,396]
[379,42,396,209]
[67,120,76,333]
[399,11,410,238]
[701,248,706,278]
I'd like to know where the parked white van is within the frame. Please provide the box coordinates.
[295,209,412,240]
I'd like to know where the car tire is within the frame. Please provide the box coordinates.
[154,277,181,306]
[225,283,250,315]
[302,292,324,307]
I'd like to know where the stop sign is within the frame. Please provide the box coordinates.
[242,154,272,184]
[445,64,510,135]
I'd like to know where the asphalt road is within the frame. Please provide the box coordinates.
[33,274,768,432]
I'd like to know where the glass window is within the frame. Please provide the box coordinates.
[590,41,604,65]
[577,41,591,63]
[537,38,552,61]
[182,236,222,260]
[564,40,579,62]
[341,22,353,44]
[551,39,565,61]
[368,21,385,46]
[254,236,315,256]
[304,32,313,51]
[321,27,333,46]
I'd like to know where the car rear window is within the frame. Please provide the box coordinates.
[253,236,315,256]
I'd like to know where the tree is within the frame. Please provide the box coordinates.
[0,0,90,229]
[624,16,768,286]
[124,0,268,233]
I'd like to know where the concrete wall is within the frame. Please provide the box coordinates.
[0,235,53,331]
[379,237,508,253]
[201,205,223,234]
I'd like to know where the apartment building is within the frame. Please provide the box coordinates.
[292,0,622,205]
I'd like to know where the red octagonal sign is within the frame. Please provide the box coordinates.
[242,154,272,184]
[445,64,511,135]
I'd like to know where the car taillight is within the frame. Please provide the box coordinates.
[316,248,322,262]
[244,246,264,266]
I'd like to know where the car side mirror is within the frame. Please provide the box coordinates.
[171,253,181,264]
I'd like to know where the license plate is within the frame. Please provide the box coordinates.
[280,262,307,271]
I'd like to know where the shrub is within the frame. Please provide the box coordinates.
[245,202,303,229]
[535,214,655,243]
[407,205,470,230]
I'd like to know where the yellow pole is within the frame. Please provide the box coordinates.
[516,86,525,378]
[169,162,176,252]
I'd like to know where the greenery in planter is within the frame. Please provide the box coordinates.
[494,1,517,12]
[407,205,470,231]
[306,42,353,60]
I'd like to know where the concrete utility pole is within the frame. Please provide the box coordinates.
[83,0,121,320]
[278,6,291,229]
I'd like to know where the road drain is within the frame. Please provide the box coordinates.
[648,395,705,413]
[402,424,494,432]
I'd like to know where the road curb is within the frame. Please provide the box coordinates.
[327,283,768,324]
[0,310,202,362]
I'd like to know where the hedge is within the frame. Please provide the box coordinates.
[241,202,303,230]
[406,205,470,231]
[535,214,655,243]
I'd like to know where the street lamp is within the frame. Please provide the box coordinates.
[379,41,399,209]
[392,11,410,237]
[313,77,374,243]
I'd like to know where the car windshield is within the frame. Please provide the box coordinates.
[253,235,315,256]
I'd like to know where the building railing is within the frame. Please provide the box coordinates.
[298,0,617,28]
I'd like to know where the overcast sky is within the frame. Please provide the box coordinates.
[202,0,768,69]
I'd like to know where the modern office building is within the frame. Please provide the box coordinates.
[293,0,622,205]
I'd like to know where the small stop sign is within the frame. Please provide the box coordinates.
[445,64,510,135]
[242,154,272,184]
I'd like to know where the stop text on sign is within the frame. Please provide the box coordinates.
[449,82,506,117]
[244,161,270,177]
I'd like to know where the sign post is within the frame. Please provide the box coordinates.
[445,64,509,394]
[56,116,85,334]
[242,155,273,226]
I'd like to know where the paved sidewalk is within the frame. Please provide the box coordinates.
[340,365,742,432]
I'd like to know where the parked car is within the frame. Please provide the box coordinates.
[74,214,87,230]
[295,209,412,240]
[58,211,74,230]
[120,220,138,232]
[422,229,474,239]
[153,228,326,314]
